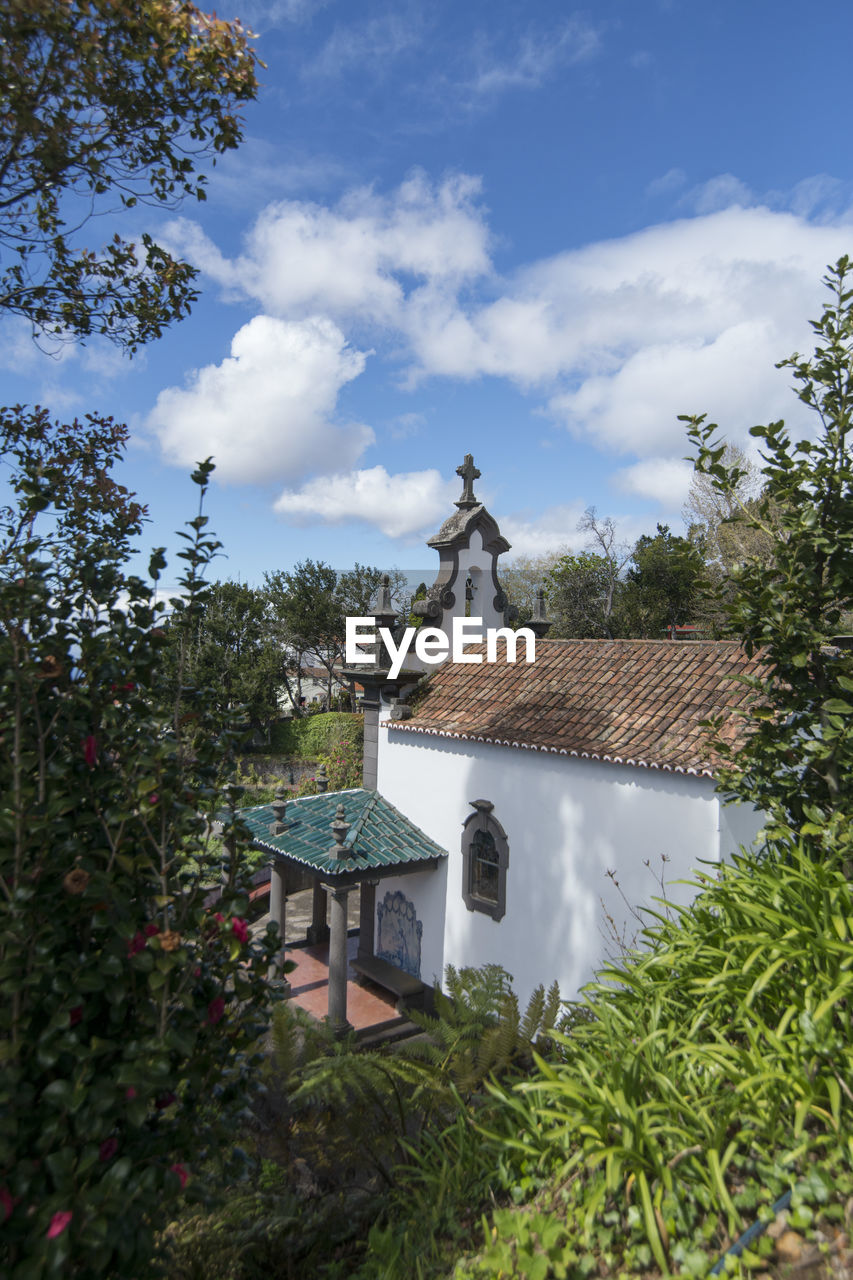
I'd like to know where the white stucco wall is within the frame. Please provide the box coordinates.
[376,726,763,1007]
[373,863,448,988]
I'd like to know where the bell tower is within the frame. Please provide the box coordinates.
[410,454,513,649]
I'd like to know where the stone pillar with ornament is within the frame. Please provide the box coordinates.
[324,802,353,1036]
[267,788,291,992]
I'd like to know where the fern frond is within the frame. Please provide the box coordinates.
[519,983,545,1044]
[543,980,561,1031]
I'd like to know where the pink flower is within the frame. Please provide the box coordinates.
[83,735,98,767]
[99,1138,118,1162]
[0,1186,13,1222]
[127,932,146,956]
[214,912,225,924]
[231,917,249,944]
[47,1210,72,1239]
[144,923,159,938]
[206,996,225,1026]
[148,793,159,805]
[125,1087,137,1100]
[69,1006,83,1027]
[170,1163,188,1189]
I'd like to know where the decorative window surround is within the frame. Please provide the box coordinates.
[461,799,509,922]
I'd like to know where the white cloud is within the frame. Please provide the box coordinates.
[274,466,454,538]
[238,0,330,28]
[180,172,491,328]
[471,18,601,96]
[405,203,853,456]
[499,503,586,558]
[306,11,423,79]
[549,320,790,456]
[645,167,687,199]
[164,173,853,512]
[147,315,372,485]
[615,457,695,508]
[683,174,753,214]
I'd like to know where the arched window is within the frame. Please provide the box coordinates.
[461,800,509,922]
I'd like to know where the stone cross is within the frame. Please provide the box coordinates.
[455,453,481,509]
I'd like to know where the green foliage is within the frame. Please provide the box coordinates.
[546,516,704,639]
[406,965,561,1094]
[0,411,280,1276]
[161,581,282,736]
[270,712,364,763]
[620,522,706,637]
[546,552,618,638]
[0,1,260,350]
[407,581,428,629]
[471,840,853,1276]
[499,554,562,628]
[685,257,853,840]
[265,563,409,712]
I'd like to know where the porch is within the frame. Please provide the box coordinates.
[242,781,446,1035]
[254,886,404,1034]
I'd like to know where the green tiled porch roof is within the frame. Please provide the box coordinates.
[239,788,446,876]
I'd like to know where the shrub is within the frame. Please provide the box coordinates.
[268,713,363,763]
[472,838,853,1275]
[0,412,280,1277]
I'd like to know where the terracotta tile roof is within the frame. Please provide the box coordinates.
[384,639,764,777]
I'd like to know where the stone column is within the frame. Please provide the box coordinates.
[268,863,290,994]
[357,878,379,962]
[325,884,352,1036]
[306,880,330,945]
[361,685,380,789]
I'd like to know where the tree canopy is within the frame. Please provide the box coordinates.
[162,580,282,736]
[0,1,260,349]
[685,257,853,843]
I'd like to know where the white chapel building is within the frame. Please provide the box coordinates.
[245,456,764,1030]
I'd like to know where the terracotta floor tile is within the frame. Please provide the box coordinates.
[285,937,399,1031]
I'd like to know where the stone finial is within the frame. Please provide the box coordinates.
[528,585,552,639]
[373,573,397,629]
[376,573,394,618]
[371,574,398,671]
[329,802,350,858]
[269,785,288,835]
[316,763,329,793]
[455,453,481,509]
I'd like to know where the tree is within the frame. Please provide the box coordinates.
[546,552,619,638]
[0,1,260,350]
[265,561,340,712]
[163,580,282,737]
[682,443,776,574]
[0,416,279,1274]
[546,508,631,639]
[499,552,562,626]
[576,507,632,635]
[685,257,853,846]
[620,523,705,638]
[266,562,409,711]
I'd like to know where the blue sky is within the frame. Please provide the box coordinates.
[3,0,853,588]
